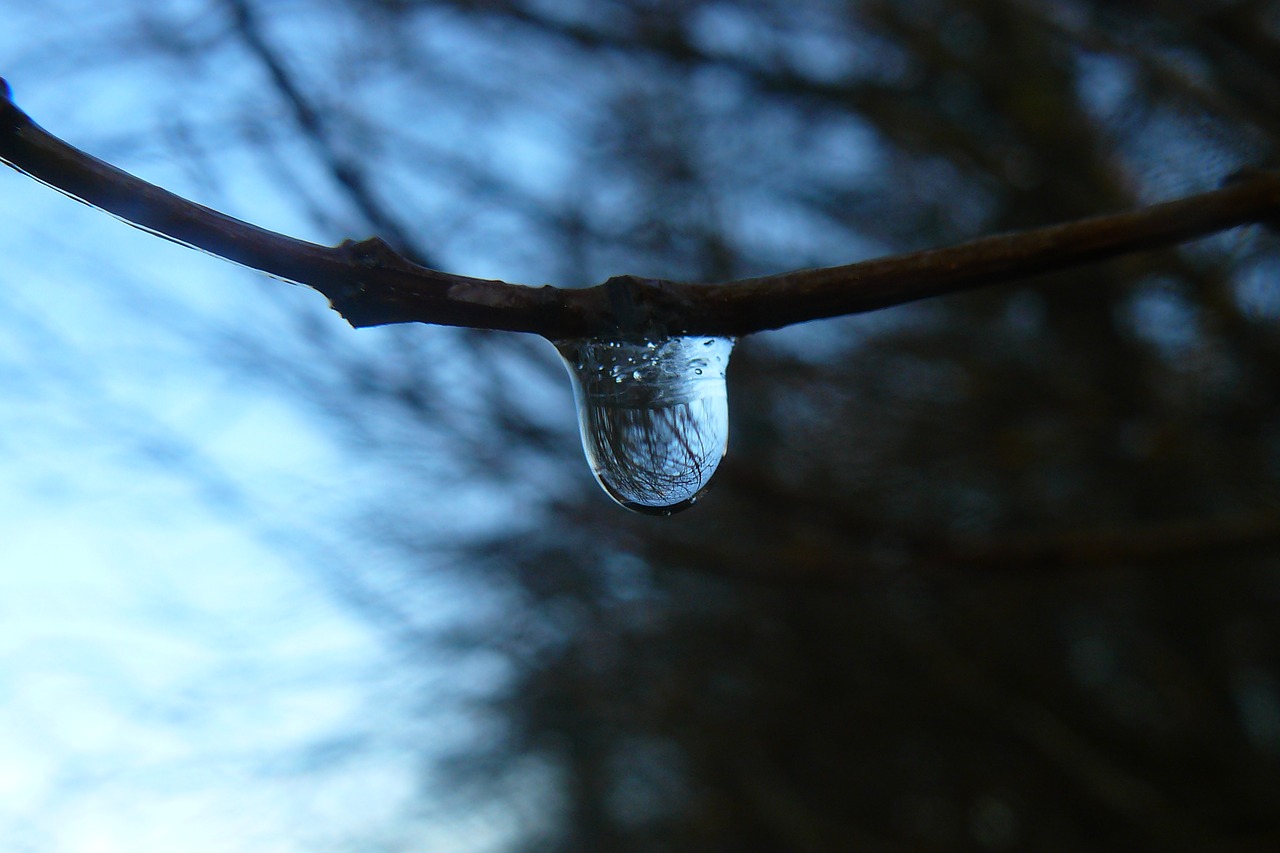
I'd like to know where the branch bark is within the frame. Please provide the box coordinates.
[2,78,1278,340]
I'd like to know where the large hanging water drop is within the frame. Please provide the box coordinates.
[555,336,735,515]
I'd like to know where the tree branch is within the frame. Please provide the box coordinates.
[2,78,1277,340]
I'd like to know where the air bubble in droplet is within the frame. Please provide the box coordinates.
[554,336,735,515]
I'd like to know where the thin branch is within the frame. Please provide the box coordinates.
[2,78,1277,340]
[221,0,437,268]
[943,511,1280,571]
[645,509,1280,590]
[0,78,578,335]
[696,172,1280,335]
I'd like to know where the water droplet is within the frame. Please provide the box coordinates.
[555,336,735,515]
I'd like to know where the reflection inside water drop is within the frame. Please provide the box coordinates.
[555,336,735,515]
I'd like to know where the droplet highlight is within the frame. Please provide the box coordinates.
[555,336,735,515]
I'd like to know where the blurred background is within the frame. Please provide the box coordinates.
[2,0,1279,850]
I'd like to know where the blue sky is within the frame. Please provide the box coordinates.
[1,2,871,844]
[0,10,526,848]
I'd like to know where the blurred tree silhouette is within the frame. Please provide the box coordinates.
[7,0,1280,849]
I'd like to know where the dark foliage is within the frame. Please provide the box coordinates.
[416,2,1280,850]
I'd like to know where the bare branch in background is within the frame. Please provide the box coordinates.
[220,0,440,269]
[3,78,1278,340]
